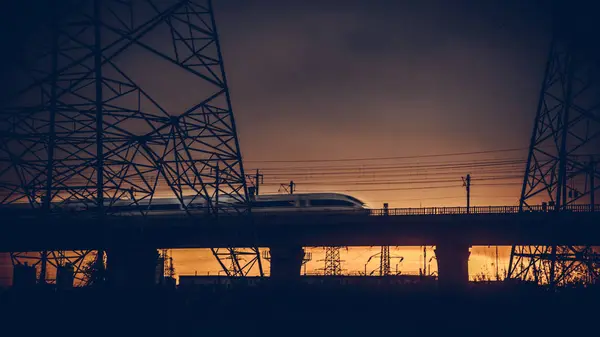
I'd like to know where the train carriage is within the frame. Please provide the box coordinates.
[249,193,369,215]
[2,192,370,216]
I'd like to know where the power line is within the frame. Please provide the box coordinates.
[260,166,525,178]
[366,195,520,202]
[249,159,526,175]
[296,183,521,193]
[248,158,526,171]
[245,147,529,163]
[259,176,523,186]
[261,172,524,184]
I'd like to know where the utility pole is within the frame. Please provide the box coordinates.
[255,169,263,195]
[423,246,427,276]
[495,245,500,280]
[462,174,471,213]
[246,169,263,197]
[591,158,595,210]
[279,180,296,194]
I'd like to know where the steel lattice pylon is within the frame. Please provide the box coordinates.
[508,4,600,286]
[379,246,391,276]
[0,0,262,285]
[320,247,343,276]
[365,246,403,276]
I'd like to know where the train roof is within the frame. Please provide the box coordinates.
[255,192,366,204]
[256,192,347,198]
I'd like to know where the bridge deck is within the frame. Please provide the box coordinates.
[1,204,598,217]
[0,208,599,252]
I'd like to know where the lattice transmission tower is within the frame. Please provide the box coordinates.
[0,0,262,284]
[379,246,391,276]
[508,2,600,286]
[365,246,403,276]
[320,247,343,276]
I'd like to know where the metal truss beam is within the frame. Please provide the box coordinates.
[509,7,600,286]
[0,0,262,285]
[320,247,343,276]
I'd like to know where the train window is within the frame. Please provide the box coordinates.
[309,199,355,207]
[251,200,295,208]
[345,195,365,205]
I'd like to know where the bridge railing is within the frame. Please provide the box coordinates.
[1,203,598,218]
[369,204,600,216]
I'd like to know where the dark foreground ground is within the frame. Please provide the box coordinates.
[1,281,599,336]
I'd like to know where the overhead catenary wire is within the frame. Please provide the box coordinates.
[249,158,526,172]
[260,170,524,179]
[247,159,527,178]
[248,150,528,205]
[247,151,527,201]
[244,147,529,163]
[258,175,524,186]
[254,160,524,169]
[295,183,521,193]
[110,162,526,184]
[41,148,531,206]
[253,165,526,177]
[367,195,521,202]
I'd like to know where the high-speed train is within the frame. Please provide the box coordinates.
[40,192,370,216]
[248,192,369,214]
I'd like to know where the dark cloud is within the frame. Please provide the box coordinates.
[205,0,553,161]
[0,0,557,192]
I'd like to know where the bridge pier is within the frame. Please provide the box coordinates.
[269,246,305,284]
[106,245,159,288]
[434,242,471,290]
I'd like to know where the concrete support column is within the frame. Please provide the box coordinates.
[434,242,471,290]
[269,246,305,283]
[106,246,159,288]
